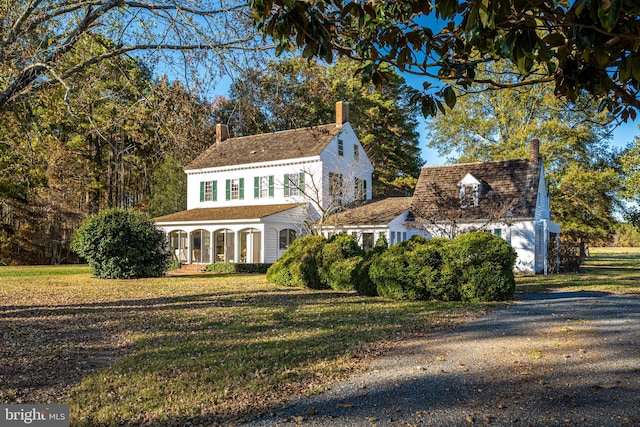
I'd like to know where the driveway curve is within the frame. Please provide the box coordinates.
[243,291,640,426]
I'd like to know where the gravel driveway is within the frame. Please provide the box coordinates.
[243,291,640,426]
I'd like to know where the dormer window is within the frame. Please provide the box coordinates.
[338,138,344,156]
[458,173,480,208]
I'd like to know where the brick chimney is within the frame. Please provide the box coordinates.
[336,101,349,127]
[529,137,540,163]
[216,124,229,143]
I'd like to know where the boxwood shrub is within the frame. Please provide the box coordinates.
[369,237,447,300]
[266,235,327,289]
[71,208,169,279]
[353,235,388,296]
[442,232,517,302]
[318,234,363,290]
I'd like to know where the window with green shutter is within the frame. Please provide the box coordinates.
[225,179,231,201]
[200,182,205,202]
[269,175,274,197]
[239,178,244,200]
[254,176,260,199]
[298,172,305,194]
[284,173,290,197]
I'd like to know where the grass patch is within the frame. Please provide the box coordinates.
[516,248,640,296]
[0,271,495,426]
[0,264,91,277]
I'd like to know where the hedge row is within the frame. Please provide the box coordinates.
[266,232,517,302]
[205,263,272,274]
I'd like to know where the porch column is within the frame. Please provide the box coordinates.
[209,230,215,264]
[234,230,241,263]
[187,231,192,264]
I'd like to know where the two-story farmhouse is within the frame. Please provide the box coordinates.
[155,102,374,264]
[410,138,560,274]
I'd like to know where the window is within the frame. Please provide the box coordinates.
[226,178,244,200]
[338,138,344,156]
[329,172,343,196]
[284,173,305,197]
[200,181,217,202]
[255,176,274,199]
[355,178,366,200]
[493,228,502,238]
[279,229,297,250]
[353,144,359,160]
[460,183,479,208]
[362,232,375,250]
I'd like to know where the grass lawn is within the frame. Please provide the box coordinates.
[0,267,494,426]
[1,250,638,426]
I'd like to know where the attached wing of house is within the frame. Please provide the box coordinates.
[410,139,560,274]
[320,197,427,249]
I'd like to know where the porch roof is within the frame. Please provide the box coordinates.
[154,203,304,223]
[323,197,412,227]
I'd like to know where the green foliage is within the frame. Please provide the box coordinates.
[251,0,640,120]
[327,256,363,291]
[205,263,272,274]
[266,235,327,289]
[369,233,516,302]
[352,234,388,297]
[71,209,169,279]
[148,157,187,218]
[443,233,517,302]
[318,234,363,289]
[370,237,446,301]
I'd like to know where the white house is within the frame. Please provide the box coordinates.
[409,138,560,274]
[155,102,375,264]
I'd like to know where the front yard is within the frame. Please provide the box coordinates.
[1,248,638,426]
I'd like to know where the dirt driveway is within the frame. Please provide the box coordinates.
[244,291,640,426]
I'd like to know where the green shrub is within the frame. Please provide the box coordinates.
[71,208,169,279]
[318,234,363,289]
[205,263,271,274]
[370,238,446,300]
[327,256,362,291]
[353,236,388,296]
[442,232,517,302]
[266,235,327,289]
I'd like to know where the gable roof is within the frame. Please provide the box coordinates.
[154,204,303,223]
[411,159,541,221]
[186,124,343,170]
[323,197,412,226]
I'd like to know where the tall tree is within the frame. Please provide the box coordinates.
[425,62,621,246]
[214,57,423,196]
[250,0,640,120]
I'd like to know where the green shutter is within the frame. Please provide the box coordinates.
[254,176,259,199]
[284,174,290,197]
[212,181,217,201]
[269,176,274,197]
[225,179,230,201]
[299,172,305,193]
[239,178,244,200]
[200,182,205,202]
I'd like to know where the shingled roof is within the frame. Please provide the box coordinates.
[186,124,343,170]
[324,197,412,226]
[411,159,541,222]
[154,204,303,223]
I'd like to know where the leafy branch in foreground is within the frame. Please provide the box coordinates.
[250,0,640,120]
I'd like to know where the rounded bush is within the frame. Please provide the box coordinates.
[266,235,327,289]
[443,232,517,302]
[71,208,169,279]
[327,256,362,291]
[370,237,446,300]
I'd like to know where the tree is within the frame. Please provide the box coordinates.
[1,1,265,112]
[71,208,169,278]
[425,62,622,246]
[250,0,640,120]
[214,57,423,195]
